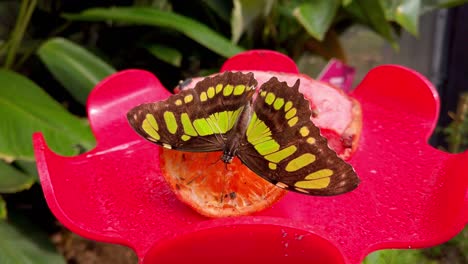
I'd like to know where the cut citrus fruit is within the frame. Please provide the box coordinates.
[161,71,362,218]
[161,150,287,218]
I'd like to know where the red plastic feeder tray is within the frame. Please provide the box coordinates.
[33,50,468,264]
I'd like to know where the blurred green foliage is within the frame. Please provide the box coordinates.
[0,0,467,262]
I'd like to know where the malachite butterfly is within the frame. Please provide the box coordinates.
[127,72,359,196]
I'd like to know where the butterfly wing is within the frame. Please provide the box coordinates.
[237,77,359,195]
[127,72,257,152]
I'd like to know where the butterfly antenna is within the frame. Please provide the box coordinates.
[209,156,223,166]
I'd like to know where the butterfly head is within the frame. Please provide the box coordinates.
[221,152,234,163]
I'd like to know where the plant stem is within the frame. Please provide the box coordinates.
[448,93,468,153]
[0,40,9,57]
[3,0,37,69]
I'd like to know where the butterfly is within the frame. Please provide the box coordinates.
[127,71,359,195]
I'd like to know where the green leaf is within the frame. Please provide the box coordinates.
[0,70,95,161]
[345,0,396,47]
[293,0,341,41]
[0,160,35,193]
[37,37,116,105]
[14,160,38,181]
[65,7,244,58]
[0,196,5,219]
[381,0,420,36]
[394,0,420,36]
[145,44,182,67]
[231,0,274,43]
[202,0,232,22]
[363,249,436,264]
[0,217,66,264]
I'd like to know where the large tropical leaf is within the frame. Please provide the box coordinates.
[293,0,341,41]
[145,44,182,67]
[0,216,66,264]
[65,7,244,58]
[0,196,5,219]
[37,37,116,105]
[14,160,38,180]
[0,160,35,193]
[363,249,436,264]
[344,0,396,46]
[231,0,274,43]
[0,70,95,161]
[381,0,421,36]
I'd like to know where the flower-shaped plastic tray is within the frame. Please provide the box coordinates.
[33,50,468,264]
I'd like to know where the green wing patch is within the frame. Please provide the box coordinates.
[237,77,359,196]
[127,71,257,151]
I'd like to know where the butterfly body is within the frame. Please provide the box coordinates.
[220,98,253,163]
[127,71,359,196]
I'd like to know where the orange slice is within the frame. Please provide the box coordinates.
[161,151,287,218]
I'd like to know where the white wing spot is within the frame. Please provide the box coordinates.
[294,187,309,194]
[276,182,288,189]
